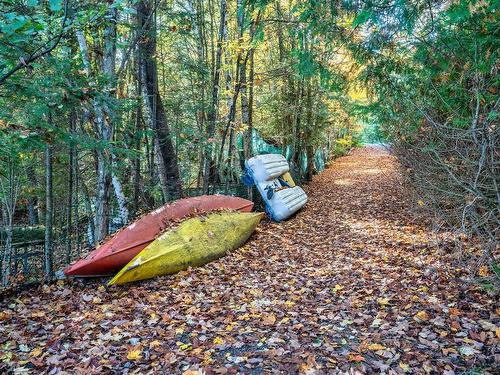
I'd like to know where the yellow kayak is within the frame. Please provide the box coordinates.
[108,211,263,285]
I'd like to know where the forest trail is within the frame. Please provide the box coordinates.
[1,147,498,374]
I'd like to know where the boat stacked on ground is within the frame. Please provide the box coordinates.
[244,154,308,221]
[108,212,263,285]
[64,195,254,277]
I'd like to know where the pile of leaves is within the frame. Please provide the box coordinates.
[1,147,498,374]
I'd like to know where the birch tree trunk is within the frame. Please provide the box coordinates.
[76,5,129,238]
[76,29,110,242]
[0,158,19,287]
[25,164,41,224]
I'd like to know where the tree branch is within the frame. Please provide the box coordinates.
[0,0,70,85]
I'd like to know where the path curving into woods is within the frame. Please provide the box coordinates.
[1,146,498,374]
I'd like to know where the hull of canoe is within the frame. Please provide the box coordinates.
[108,212,263,285]
[64,195,254,277]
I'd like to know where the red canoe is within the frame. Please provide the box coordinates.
[64,195,254,277]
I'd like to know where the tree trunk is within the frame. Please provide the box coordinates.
[203,0,227,194]
[80,180,95,246]
[44,142,53,281]
[133,99,142,214]
[1,203,13,287]
[76,29,110,242]
[25,164,41,224]
[74,118,81,257]
[0,157,19,287]
[137,0,182,200]
[245,49,255,199]
[65,110,76,264]
[111,161,129,224]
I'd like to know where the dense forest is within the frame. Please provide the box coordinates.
[0,0,498,288]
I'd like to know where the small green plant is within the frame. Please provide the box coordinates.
[332,135,353,157]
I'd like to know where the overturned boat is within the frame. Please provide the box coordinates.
[244,154,307,221]
[64,195,254,277]
[108,211,263,285]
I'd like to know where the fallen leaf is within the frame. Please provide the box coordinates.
[30,347,43,358]
[149,340,161,349]
[377,297,390,307]
[347,352,364,362]
[399,361,410,372]
[331,284,343,293]
[262,313,276,326]
[368,343,385,351]
[126,346,142,360]
[213,337,224,345]
[478,266,489,277]
[449,307,460,316]
[459,345,477,356]
[414,310,429,321]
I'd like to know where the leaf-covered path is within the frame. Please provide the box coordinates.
[1,147,498,374]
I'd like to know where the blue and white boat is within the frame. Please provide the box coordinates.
[243,154,308,221]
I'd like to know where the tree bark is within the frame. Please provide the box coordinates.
[65,110,76,264]
[76,6,130,238]
[0,157,19,287]
[44,142,53,281]
[203,0,227,194]
[137,0,182,200]
[76,29,111,242]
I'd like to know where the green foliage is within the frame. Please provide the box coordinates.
[360,122,384,144]
[332,135,354,158]
[1,226,45,244]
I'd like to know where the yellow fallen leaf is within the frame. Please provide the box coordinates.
[331,284,344,293]
[191,348,203,356]
[31,311,45,318]
[30,347,43,358]
[149,340,161,349]
[478,266,489,277]
[377,297,390,307]
[400,361,410,372]
[127,347,142,360]
[92,296,102,304]
[182,371,199,375]
[298,362,311,373]
[417,200,424,206]
[414,310,429,321]
[496,327,500,340]
[213,336,224,345]
[176,342,191,351]
[368,343,385,351]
